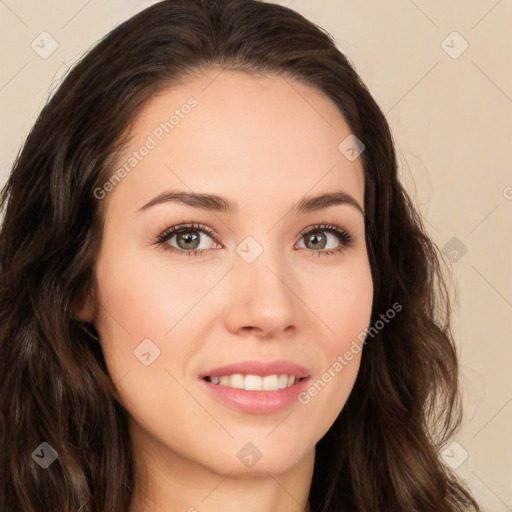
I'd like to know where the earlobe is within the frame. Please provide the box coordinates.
[76,303,92,323]
[75,288,95,324]
[75,289,101,343]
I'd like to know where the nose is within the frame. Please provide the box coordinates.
[223,244,300,339]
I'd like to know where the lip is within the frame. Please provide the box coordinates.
[199,375,311,414]
[198,360,312,414]
[199,360,311,379]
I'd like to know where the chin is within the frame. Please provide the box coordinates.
[206,436,314,477]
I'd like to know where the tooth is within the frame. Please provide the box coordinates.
[244,374,262,391]
[278,374,289,389]
[262,375,279,391]
[209,374,298,390]
[229,374,245,389]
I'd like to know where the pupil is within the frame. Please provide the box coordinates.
[307,232,326,250]
[177,231,200,250]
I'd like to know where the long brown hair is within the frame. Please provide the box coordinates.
[0,0,480,510]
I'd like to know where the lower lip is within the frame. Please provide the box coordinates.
[199,377,311,414]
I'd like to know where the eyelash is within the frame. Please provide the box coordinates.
[154,221,355,258]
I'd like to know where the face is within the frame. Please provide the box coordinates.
[81,69,373,478]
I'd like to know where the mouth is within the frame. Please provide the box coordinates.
[198,360,312,413]
[203,374,309,391]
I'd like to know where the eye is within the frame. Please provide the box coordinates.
[155,223,220,256]
[296,223,354,257]
[154,221,355,258]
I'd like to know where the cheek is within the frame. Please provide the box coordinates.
[296,259,372,433]
[93,249,226,404]
[95,251,212,340]
[306,257,374,352]
[94,254,206,426]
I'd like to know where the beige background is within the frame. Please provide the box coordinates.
[1,0,511,510]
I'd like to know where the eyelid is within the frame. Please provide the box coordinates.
[295,222,355,255]
[154,222,222,248]
[297,222,352,240]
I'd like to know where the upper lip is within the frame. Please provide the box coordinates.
[200,360,311,379]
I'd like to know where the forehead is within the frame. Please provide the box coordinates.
[106,69,365,214]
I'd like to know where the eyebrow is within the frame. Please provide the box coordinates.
[137,190,364,217]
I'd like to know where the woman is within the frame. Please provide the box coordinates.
[0,0,481,510]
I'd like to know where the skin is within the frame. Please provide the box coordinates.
[78,68,373,512]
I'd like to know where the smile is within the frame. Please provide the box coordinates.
[203,374,306,391]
